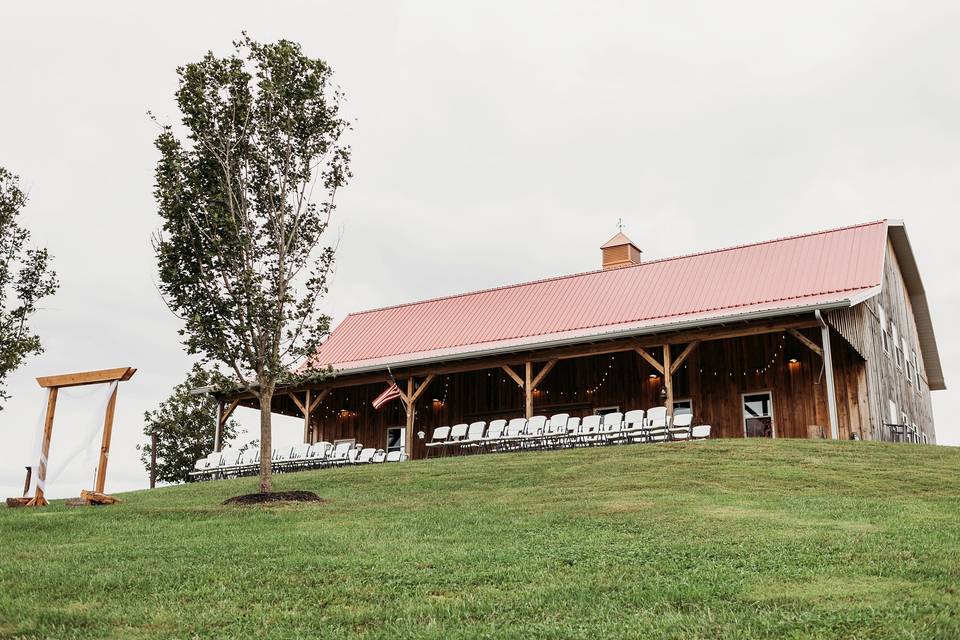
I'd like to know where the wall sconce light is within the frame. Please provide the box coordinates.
[788,357,800,365]
[648,373,659,380]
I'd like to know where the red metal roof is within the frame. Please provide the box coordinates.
[312,220,889,372]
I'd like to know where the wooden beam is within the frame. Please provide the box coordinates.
[670,341,701,375]
[215,317,822,401]
[789,328,823,357]
[288,392,307,416]
[501,365,524,388]
[663,344,674,418]
[36,367,136,389]
[308,388,329,413]
[524,362,533,418]
[26,388,58,506]
[93,383,119,494]
[410,374,437,404]
[635,347,664,374]
[531,359,558,390]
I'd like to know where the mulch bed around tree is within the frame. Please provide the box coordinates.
[223,491,325,506]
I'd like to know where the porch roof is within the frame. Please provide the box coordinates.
[310,220,897,376]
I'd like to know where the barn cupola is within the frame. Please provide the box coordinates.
[600,232,642,270]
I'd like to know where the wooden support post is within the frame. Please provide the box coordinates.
[817,312,840,440]
[214,401,224,453]
[302,389,312,443]
[150,431,157,489]
[214,400,240,452]
[93,384,119,494]
[524,361,533,418]
[663,344,674,419]
[404,377,415,457]
[26,387,58,507]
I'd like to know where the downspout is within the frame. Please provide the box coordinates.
[816,310,840,440]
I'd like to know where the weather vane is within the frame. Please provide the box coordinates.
[617,217,624,232]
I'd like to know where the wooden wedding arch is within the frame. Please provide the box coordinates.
[21,367,137,506]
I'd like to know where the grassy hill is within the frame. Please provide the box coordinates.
[1,439,958,639]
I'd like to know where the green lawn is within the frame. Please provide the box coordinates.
[1,439,958,639]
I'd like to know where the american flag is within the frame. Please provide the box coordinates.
[372,382,402,410]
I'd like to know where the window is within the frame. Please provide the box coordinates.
[879,306,890,354]
[673,399,693,416]
[887,399,899,426]
[386,427,405,453]
[593,405,620,416]
[891,323,903,370]
[742,392,774,438]
[905,341,913,385]
[912,350,922,388]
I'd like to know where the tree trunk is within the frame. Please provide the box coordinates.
[258,385,275,493]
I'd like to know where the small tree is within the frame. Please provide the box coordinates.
[152,35,350,492]
[139,364,241,485]
[0,166,58,407]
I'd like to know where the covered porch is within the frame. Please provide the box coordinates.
[214,313,871,460]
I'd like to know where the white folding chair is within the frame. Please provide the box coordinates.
[600,412,624,444]
[308,441,333,467]
[546,413,570,448]
[691,425,712,440]
[579,415,602,446]
[481,419,508,452]
[620,409,646,443]
[424,426,451,458]
[502,418,527,450]
[386,450,407,462]
[459,421,487,453]
[646,407,668,442]
[443,423,470,456]
[288,443,311,468]
[521,416,548,449]
[668,414,693,441]
[371,449,387,463]
[354,447,377,464]
[329,441,353,466]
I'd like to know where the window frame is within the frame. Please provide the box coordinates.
[741,390,776,439]
[386,426,405,453]
[892,322,903,370]
[672,398,693,416]
[878,305,890,355]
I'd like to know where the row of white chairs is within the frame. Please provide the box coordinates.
[188,441,408,481]
[424,407,711,457]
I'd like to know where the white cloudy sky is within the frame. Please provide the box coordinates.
[0,1,957,498]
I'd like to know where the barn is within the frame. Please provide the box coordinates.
[213,219,944,459]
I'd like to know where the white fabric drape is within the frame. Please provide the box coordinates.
[28,381,118,495]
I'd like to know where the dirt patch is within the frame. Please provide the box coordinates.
[223,491,325,506]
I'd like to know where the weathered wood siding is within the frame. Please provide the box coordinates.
[832,240,937,442]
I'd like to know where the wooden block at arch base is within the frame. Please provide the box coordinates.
[79,490,121,506]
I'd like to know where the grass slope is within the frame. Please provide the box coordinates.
[1,440,959,639]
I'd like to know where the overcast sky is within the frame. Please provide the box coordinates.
[1,1,957,499]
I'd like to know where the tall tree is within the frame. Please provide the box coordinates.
[0,166,58,407]
[139,364,241,485]
[152,35,350,492]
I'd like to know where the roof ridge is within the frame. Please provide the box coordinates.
[340,219,888,319]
